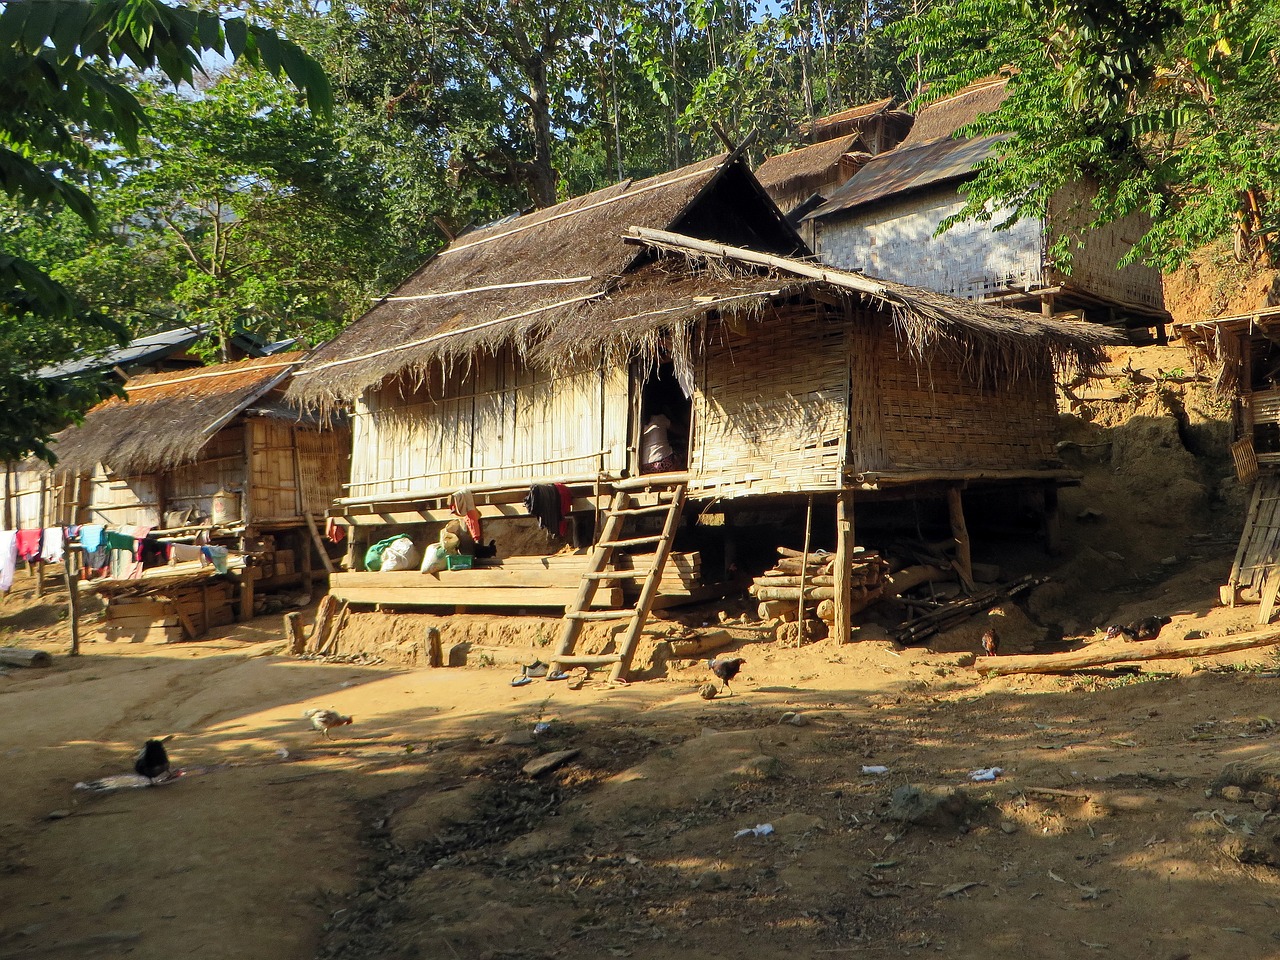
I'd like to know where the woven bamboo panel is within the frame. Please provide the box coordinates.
[248,419,298,520]
[297,426,351,515]
[1233,438,1260,484]
[166,425,246,524]
[349,349,628,498]
[876,348,1058,470]
[848,311,888,472]
[2,462,71,527]
[85,465,162,528]
[690,303,848,496]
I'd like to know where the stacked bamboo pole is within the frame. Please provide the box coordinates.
[750,546,889,624]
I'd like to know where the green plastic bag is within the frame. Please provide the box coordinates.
[364,534,410,572]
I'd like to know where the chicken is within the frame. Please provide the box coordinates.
[303,708,353,739]
[981,628,999,657]
[707,656,746,696]
[1129,615,1171,641]
[134,737,171,782]
[1105,615,1171,642]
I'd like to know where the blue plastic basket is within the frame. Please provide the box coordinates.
[446,554,473,571]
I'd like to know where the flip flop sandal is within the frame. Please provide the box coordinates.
[510,675,533,687]
[546,670,570,682]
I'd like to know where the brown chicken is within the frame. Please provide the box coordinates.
[981,628,999,657]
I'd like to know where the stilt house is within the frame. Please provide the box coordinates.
[804,76,1170,339]
[292,151,1117,679]
[1183,310,1280,611]
[48,354,349,642]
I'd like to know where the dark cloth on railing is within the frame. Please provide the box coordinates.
[525,483,563,538]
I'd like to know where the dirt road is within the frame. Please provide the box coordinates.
[4,558,1280,960]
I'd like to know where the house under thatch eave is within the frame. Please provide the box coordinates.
[805,76,1170,337]
[46,354,351,641]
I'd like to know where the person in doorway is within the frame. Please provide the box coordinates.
[642,409,685,473]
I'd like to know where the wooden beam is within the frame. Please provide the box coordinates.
[329,585,621,608]
[834,490,854,643]
[975,628,1280,677]
[946,486,975,592]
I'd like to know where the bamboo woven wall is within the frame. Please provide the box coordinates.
[349,349,628,499]
[689,301,849,496]
[875,343,1059,470]
[3,463,73,528]
[84,467,162,528]
[1047,179,1164,311]
[297,426,351,515]
[249,419,299,522]
[166,425,246,525]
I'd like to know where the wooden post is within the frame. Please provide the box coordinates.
[3,460,11,531]
[946,486,974,592]
[238,533,255,622]
[65,533,81,657]
[284,611,307,654]
[35,476,46,597]
[303,512,335,575]
[834,490,854,644]
[298,527,313,587]
[796,494,814,644]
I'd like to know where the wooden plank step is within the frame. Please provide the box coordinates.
[600,535,665,549]
[330,585,620,608]
[584,570,649,580]
[565,609,636,621]
[553,654,622,666]
[609,503,679,516]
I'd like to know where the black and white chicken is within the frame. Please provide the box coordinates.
[134,737,172,782]
[707,656,746,696]
[303,708,353,739]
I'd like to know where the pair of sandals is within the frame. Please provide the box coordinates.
[510,660,570,686]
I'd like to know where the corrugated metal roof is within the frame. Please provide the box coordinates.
[804,133,1009,220]
[38,324,210,378]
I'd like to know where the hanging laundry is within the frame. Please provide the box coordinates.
[524,484,562,538]
[15,529,41,563]
[137,536,167,568]
[79,524,105,553]
[553,483,573,539]
[104,530,136,554]
[40,527,64,564]
[325,517,347,543]
[201,545,229,574]
[451,488,483,542]
[0,531,16,592]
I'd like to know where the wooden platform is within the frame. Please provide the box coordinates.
[328,551,711,611]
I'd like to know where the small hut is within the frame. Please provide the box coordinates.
[292,151,1117,676]
[804,76,1170,339]
[48,354,349,642]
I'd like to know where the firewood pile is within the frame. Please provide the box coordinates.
[749,546,890,624]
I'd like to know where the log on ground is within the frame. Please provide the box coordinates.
[975,628,1280,677]
[0,647,52,667]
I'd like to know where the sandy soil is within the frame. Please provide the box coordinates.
[5,340,1280,960]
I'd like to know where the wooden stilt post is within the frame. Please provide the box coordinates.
[65,531,81,657]
[834,490,854,644]
[946,486,974,592]
[35,477,46,597]
[796,495,814,645]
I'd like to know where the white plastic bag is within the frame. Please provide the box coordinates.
[420,542,448,574]
[380,537,421,571]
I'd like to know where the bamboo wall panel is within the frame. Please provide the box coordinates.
[690,303,849,496]
[248,419,299,521]
[1047,179,1165,311]
[847,312,888,472]
[875,345,1059,470]
[86,466,161,528]
[349,349,628,497]
[297,426,351,515]
[166,425,245,524]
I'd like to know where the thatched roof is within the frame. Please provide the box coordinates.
[755,134,866,198]
[291,154,804,406]
[808,97,898,138]
[806,76,1012,220]
[900,76,1010,147]
[51,353,303,476]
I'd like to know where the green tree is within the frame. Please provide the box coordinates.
[0,0,330,462]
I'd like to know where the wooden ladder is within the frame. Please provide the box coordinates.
[549,477,687,683]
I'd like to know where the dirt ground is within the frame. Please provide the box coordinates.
[7,332,1280,959]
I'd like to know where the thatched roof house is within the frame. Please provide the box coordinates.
[805,76,1170,338]
[754,98,913,244]
[47,355,350,639]
[294,152,1118,644]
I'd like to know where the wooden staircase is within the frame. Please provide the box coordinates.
[549,475,688,683]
